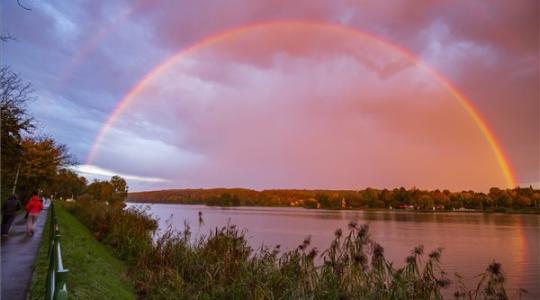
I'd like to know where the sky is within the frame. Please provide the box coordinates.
[2,0,538,192]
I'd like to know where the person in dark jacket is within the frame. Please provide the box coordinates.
[2,194,22,237]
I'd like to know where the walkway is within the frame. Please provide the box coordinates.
[1,209,48,300]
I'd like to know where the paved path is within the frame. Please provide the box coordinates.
[1,209,48,300]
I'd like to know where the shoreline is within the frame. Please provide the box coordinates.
[126,201,540,215]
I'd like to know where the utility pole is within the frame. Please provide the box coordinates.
[11,163,20,195]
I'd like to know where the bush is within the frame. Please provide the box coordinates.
[64,202,157,264]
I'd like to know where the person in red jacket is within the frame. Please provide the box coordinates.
[25,191,43,236]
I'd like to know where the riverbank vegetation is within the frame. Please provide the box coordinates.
[129,187,540,213]
[63,199,520,299]
[28,204,136,299]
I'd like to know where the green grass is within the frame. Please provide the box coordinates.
[28,205,136,300]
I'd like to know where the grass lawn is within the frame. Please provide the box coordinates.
[28,205,136,300]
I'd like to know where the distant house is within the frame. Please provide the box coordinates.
[289,200,300,207]
[398,204,414,210]
[454,207,475,212]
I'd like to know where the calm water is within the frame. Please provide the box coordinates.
[129,203,540,298]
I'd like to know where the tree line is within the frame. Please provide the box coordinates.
[1,66,128,206]
[129,186,540,212]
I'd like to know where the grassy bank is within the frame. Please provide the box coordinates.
[28,204,136,300]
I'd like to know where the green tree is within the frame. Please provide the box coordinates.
[497,192,513,208]
[488,187,501,207]
[316,193,341,209]
[362,188,380,208]
[110,175,128,207]
[417,194,434,210]
[380,189,395,208]
[302,198,319,209]
[344,193,363,208]
[393,187,411,205]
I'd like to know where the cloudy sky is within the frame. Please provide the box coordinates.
[2,0,538,191]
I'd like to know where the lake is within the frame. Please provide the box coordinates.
[128,203,540,298]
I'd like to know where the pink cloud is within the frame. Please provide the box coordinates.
[94,25,510,191]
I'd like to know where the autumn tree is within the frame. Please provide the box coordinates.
[1,67,34,200]
[46,168,87,200]
[531,192,540,209]
[16,137,71,201]
[82,176,128,207]
[84,180,113,203]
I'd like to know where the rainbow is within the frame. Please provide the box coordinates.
[85,20,516,188]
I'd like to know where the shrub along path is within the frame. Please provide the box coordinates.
[1,209,48,300]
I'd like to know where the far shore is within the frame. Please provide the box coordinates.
[126,201,540,215]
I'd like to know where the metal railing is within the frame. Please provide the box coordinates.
[46,202,69,300]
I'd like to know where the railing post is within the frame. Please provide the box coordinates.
[48,205,55,258]
[45,251,55,300]
[54,233,69,300]
[54,270,69,300]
